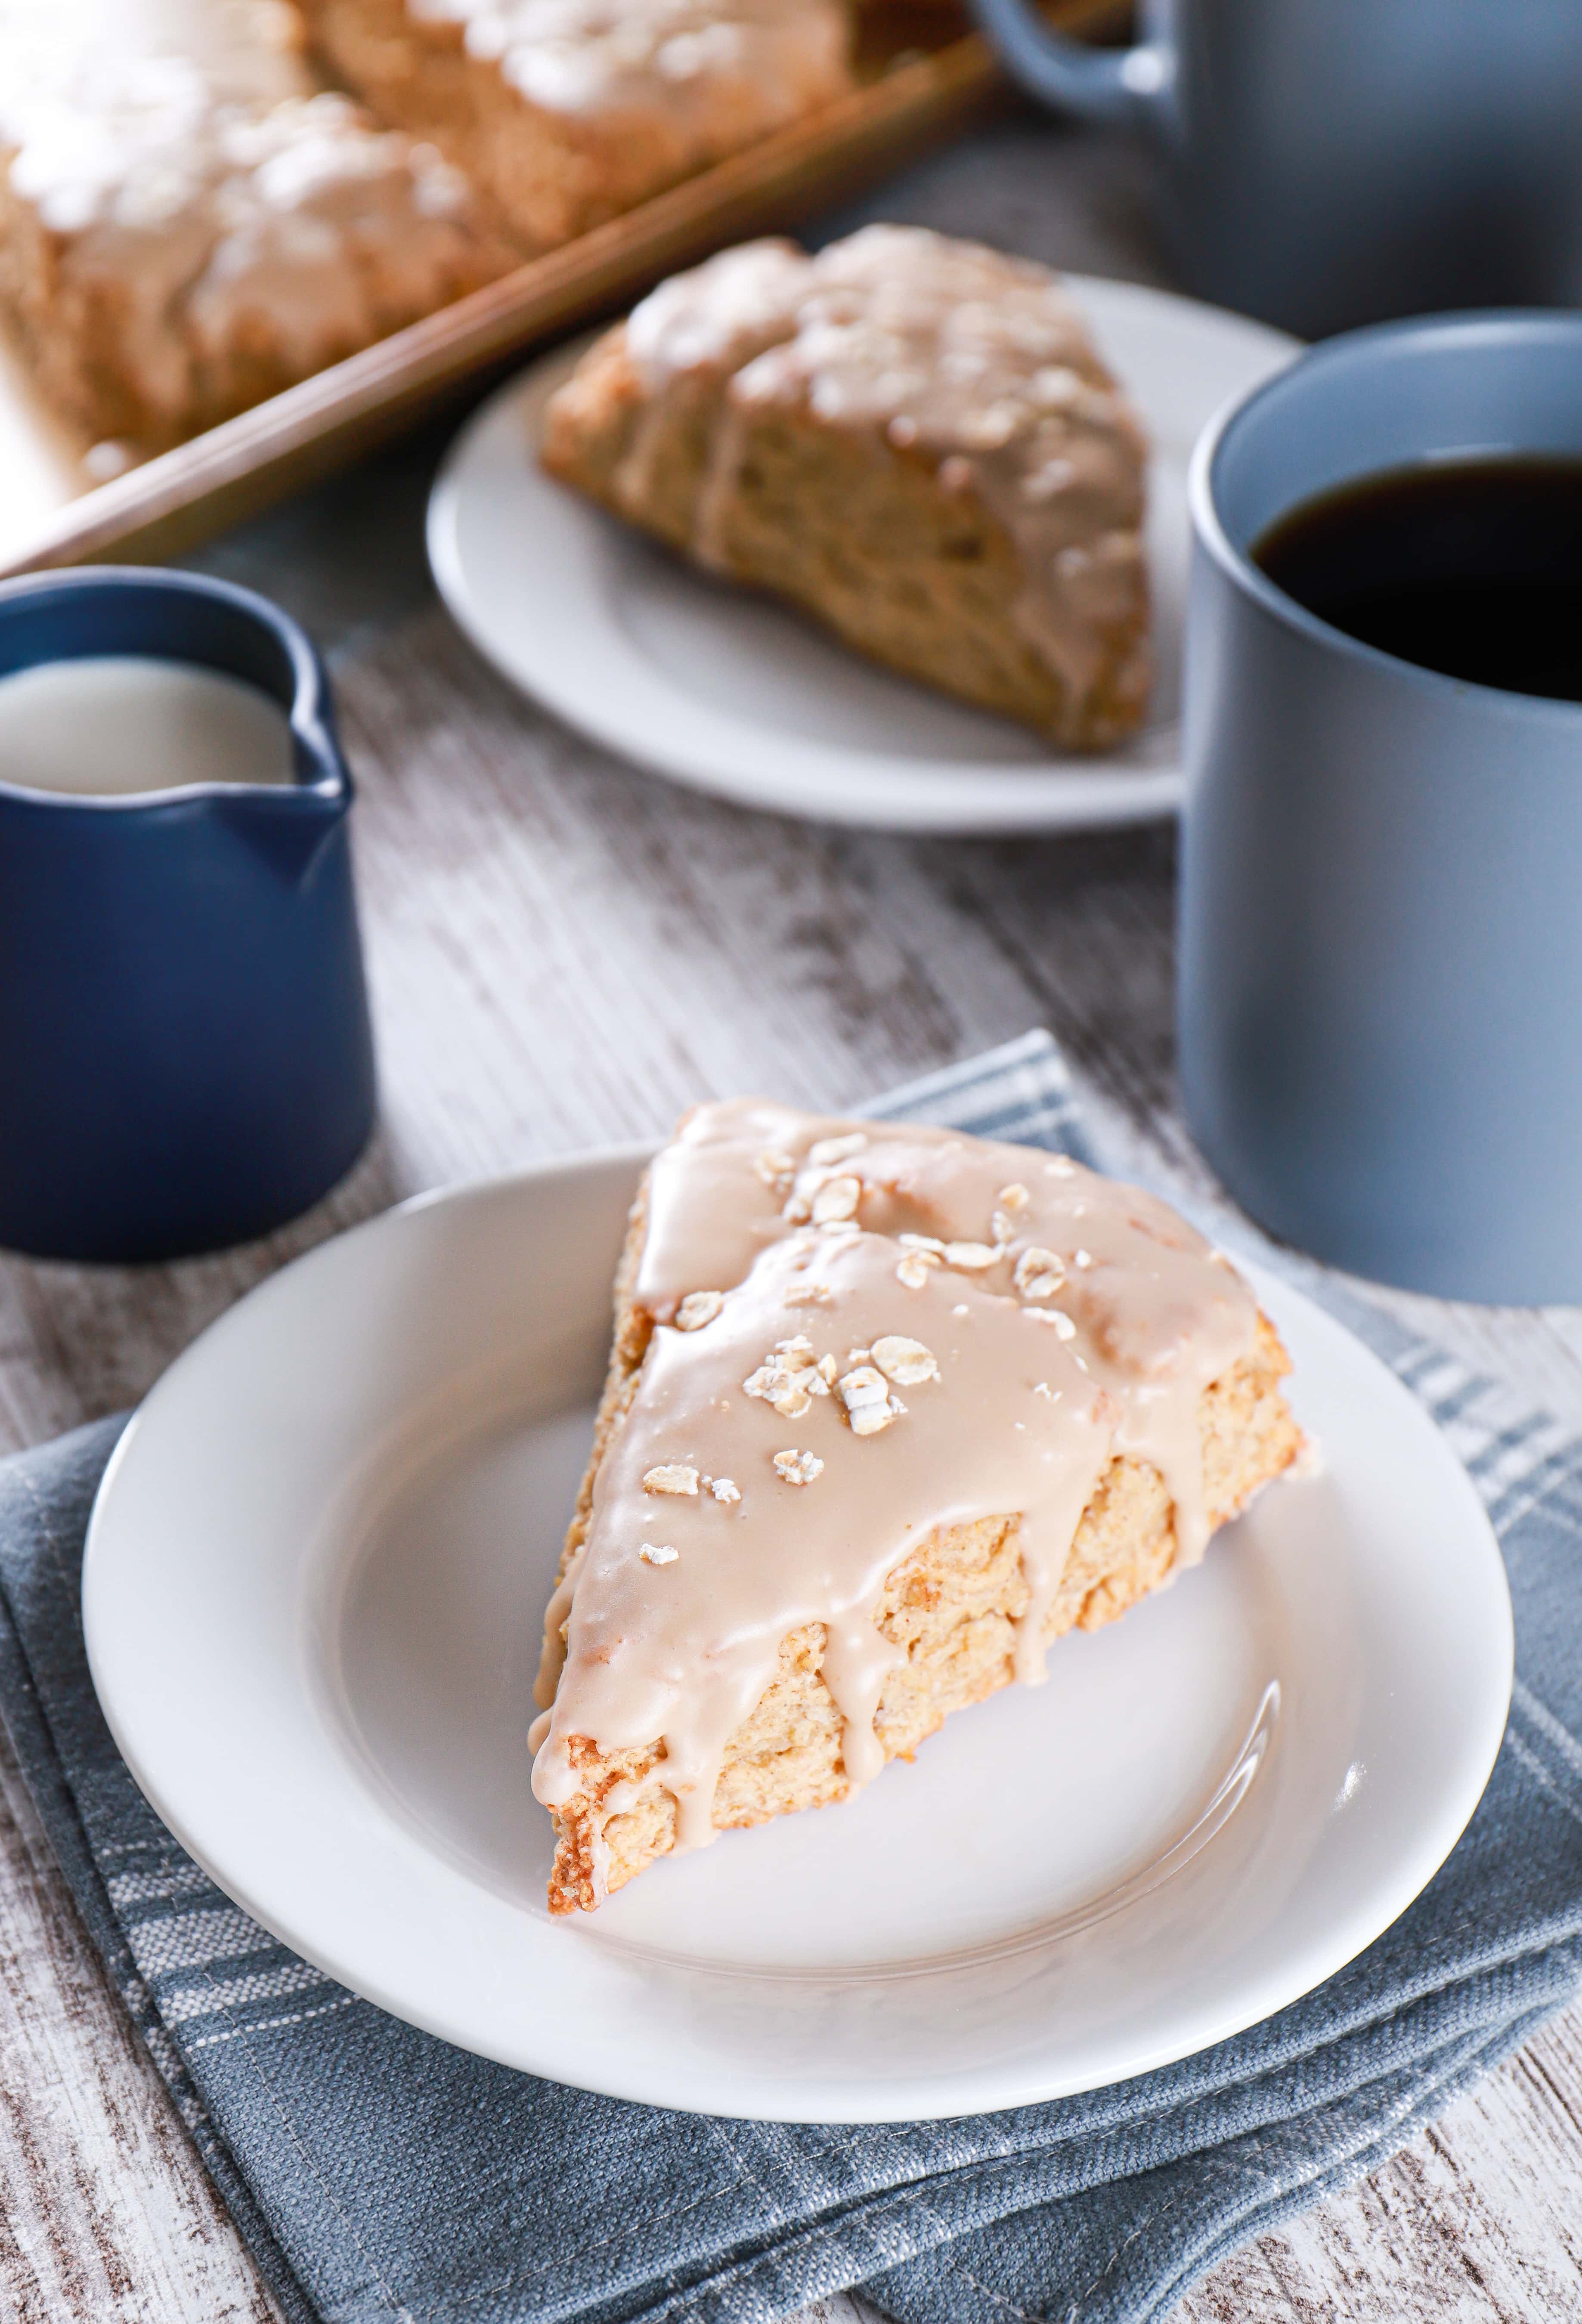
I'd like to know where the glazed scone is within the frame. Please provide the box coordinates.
[531,1101,1303,1915]
[300,0,854,255]
[0,0,515,454]
[539,226,1152,747]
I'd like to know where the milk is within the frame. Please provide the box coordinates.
[0,655,295,796]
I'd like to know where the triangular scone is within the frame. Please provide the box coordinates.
[539,226,1152,749]
[531,1102,1303,1914]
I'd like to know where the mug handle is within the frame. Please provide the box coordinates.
[967,0,1173,126]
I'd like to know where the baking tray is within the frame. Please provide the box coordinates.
[0,0,1124,577]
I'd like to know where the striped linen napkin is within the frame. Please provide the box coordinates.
[0,1029,1578,2324]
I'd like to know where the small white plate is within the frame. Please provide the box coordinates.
[427,277,1299,834]
[84,1151,1511,2122]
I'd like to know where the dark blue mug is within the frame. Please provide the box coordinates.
[0,568,376,1262]
[1178,314,1582,1303]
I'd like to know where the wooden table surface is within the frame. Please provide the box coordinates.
[3,109,1581,2324]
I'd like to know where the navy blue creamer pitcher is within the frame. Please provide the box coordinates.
[0,568,376,1262]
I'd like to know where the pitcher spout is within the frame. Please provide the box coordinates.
[211,745,351,888]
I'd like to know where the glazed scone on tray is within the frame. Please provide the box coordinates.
[539,226,1152,747]
[300,0,854,255]
[0,0,514,454]
[530,1101,1303,1915]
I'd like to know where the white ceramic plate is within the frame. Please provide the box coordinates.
[427,277,1299,833]
[83,1151,1511,2122]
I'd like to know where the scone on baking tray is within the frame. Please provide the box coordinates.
[539,226,1153,748]
[299,0,855,255]
[0,0,514,454]
[530,1100,1303,1916]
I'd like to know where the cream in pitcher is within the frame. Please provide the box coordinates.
[0,655,294,796]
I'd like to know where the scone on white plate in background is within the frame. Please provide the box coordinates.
[530,1100,1302,1915]
[0,0,515,455]
[299,0,856,255]
[540,226,1153,748]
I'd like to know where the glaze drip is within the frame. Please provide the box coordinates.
[531,1102,1260,1859]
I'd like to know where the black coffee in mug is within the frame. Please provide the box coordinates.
[1251,457,1582,702]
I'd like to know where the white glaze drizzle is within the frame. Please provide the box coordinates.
[532,1101,1260,1858]
[0,0,498,442]
[407,0,849,136]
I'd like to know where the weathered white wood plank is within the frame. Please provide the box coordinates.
[0,1716,285,2324]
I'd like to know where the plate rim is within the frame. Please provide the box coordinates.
[426,272,1301,837]
[82,1147,1514,2121]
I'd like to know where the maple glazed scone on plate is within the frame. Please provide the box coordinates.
[530,1103,1304,1916]
[299,0,855,254]
[539,226,1154,747]
[0,0,515,455]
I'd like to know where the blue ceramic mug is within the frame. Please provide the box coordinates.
[967,0,1582,337]
[0,568,376,1262]
[1178,313,1582,1305]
